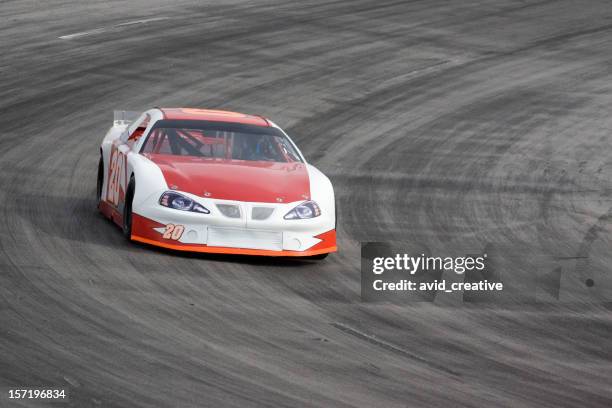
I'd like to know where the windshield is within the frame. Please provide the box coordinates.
[140,120,302,163]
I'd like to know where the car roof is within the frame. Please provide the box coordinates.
[159,108,269,127]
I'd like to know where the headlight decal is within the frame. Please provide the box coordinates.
[159,191,210,214]
[284,201,321,220]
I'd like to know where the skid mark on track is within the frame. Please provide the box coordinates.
[331,322,461,377]
[59,17,170,39]
[574,205,612,283]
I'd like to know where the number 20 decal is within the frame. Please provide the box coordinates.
[107,146,126,206]
[162,224,184,240]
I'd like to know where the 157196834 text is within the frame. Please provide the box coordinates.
[8,389,67,400]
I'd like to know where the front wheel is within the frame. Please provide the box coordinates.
[123,177,135,240]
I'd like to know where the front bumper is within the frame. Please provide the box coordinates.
[130,213,337,257]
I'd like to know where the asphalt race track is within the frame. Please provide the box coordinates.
[2,1,612,407]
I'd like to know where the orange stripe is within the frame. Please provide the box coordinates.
[131,235,337,257]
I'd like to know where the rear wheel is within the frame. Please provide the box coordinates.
[96,156,104,206]
[123,177,135,240]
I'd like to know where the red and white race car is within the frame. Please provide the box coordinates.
[97,108,337,258]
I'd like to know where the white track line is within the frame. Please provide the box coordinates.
[59,27,108,40]
[115,17,170,27]
[59,17,169,39]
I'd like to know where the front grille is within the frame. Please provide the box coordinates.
[216,204,241,218]
[251,207,274,220]
[207,227,282,251]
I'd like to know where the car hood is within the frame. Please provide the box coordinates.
[145,154,311,203]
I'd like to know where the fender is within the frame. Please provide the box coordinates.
[128,153,168,212]
[99,125,126,203]
[306,163,335,232]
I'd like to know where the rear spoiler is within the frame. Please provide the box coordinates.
[113,110,141,126]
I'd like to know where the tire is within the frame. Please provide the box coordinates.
[310,253,329,260]
[123,176,135,240]
[96,156,104,206]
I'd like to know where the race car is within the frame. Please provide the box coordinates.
[97,108,337,258]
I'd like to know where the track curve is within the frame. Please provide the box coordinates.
[2,1,612,407]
